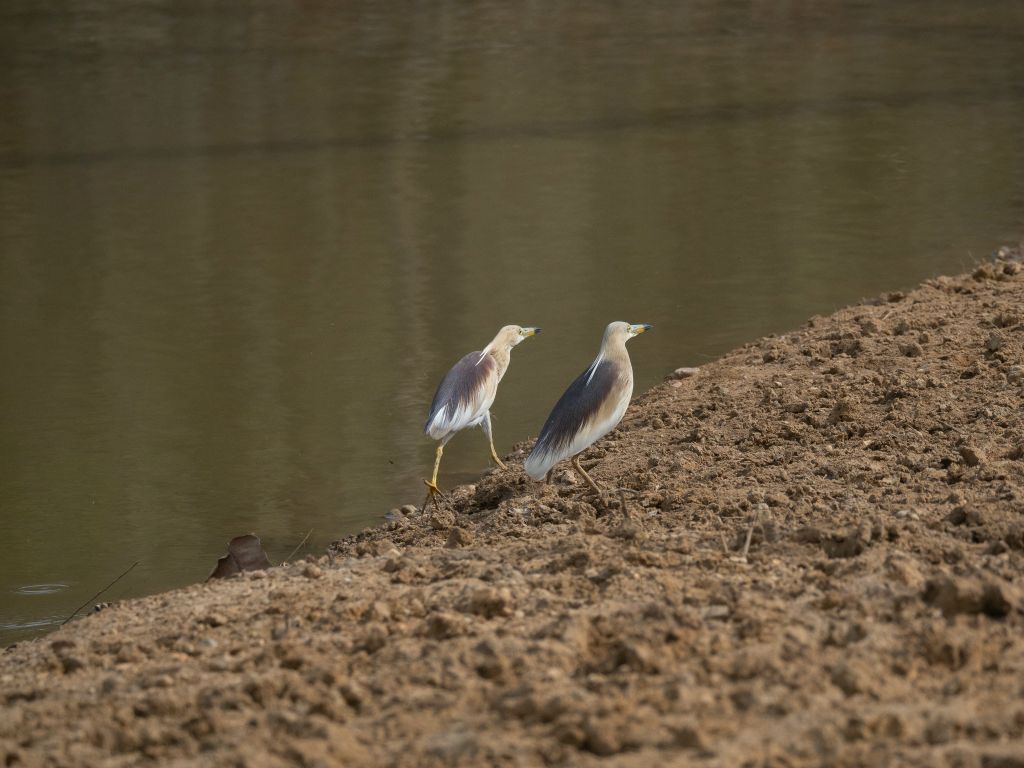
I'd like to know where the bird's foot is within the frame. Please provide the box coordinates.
[493,457,507,470]
[422,478,447,500]
[422,479,446,511]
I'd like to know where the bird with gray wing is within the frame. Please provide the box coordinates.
[424,325,541,498]
[525,321,651,503]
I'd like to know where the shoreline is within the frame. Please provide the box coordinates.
[3,253,1023,766]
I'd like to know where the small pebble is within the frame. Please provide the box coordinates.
[959,445,985,467]
[302,564,323,579]
[445,527,473,548]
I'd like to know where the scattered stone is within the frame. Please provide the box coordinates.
[858,318,880,336]
[947,506,983,526]
[357,622,388,653]
[830,661,873,697]
[354,539,398,557]
[922,576,1016,618]
[207,534,272,580]
[583,718,621,756]
[827,400,856,424]
[400,504,418,516]
[457,586,513,618]
[979,751,1024,768]
[793,526,823,544]
[823,523,872,559]
[993,311,1019,328]
[59,655,85,675]
[831,338,862,357]
[924,717,953,745]
[961,362,982,379]
[669,367,699,379]
[428,509,455,530]
[898,341,923,357]
[445,526,473,548]
[362,601,391,624]
[423,611,466,639]
[302,563,323,579]
[959,445,986,467]
[472,640,508,680]
[609,519,645,541]
[884,553,924,590]
[704,604,731,620]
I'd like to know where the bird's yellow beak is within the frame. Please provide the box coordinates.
[522,327,541,337]
[629,323,652,335]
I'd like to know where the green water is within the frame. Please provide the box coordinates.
[1,0,1022,644]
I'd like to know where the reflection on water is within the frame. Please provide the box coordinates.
[1,0,1023,644]
[4,583,69,638]
[15,583,70,596]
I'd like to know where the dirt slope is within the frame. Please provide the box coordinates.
[2,253,1023,768]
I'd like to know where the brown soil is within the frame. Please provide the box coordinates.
[3,254,1024,768]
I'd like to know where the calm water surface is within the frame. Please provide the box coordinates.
[2,1,1023,644]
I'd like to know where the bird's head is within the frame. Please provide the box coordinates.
[605,321,653,345]
[489,325,541,351]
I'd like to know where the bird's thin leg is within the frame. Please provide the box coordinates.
[423,441,448,504]
[544,469,553,484]
[572,454,607,509]
[481,411,507,470]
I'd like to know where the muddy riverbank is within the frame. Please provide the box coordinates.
[3,253,1023,767]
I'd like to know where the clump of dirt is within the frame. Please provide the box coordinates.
[3,254,1024,767]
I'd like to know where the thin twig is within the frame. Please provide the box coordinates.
[715,513,730,553]
[62,560,139,626]
[740,522,756,560]
[740,506,765,561]
[284,529,313,563]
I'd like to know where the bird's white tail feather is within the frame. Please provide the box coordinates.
[524,449,556,481]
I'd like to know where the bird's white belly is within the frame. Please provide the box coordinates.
[566,390,630,458]
[427,390,495,438]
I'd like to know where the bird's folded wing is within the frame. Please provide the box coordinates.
[424,351,496,438]
[525,359,624,478]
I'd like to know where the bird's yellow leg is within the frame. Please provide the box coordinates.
[488,440,507,470]
[423,443,445,496]
[482,411,507,470]
[572,454,607,510]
